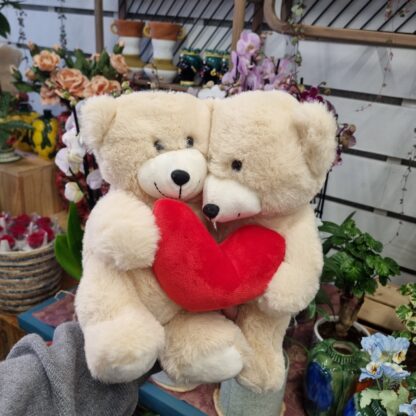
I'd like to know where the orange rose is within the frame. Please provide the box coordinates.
[107,80,121,94]
[110,54,128,75]
[52,68,89,98]
[84,75,111,97]
[40,85,59,105]
[25,68,36,81]
[33,50,61,72]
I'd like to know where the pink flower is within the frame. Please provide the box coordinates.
[33,50,61,72]
[51,68,89,98]
[40,85,60,105]
[110,54,128,74]
[236,31,261,57]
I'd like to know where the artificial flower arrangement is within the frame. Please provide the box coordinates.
[0,212,59,252]
[344,333,415,416]
[10,42,133,219]
[221,30,356,165]
[11,41,130,106]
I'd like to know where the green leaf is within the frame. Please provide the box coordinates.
[360,389,380,408]
[318,221,340,235]
[315,287,335,315]
[67,202,83,256]
[13,81,38,93]
[0,120,33,131]
[379,386,409,416]
[54,234,82,279]
[0,13,11,38]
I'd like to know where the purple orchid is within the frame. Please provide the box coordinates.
[236,31,261,58]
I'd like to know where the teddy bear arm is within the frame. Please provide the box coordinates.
[258,206,323,315]
[84,189,160,271]
[75,256,165,383]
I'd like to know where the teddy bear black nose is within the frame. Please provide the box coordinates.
[203,204,220,219]
[171,170,190,186]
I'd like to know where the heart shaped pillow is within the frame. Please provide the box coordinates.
[152,199,285,312]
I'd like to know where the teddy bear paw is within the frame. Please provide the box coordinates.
[83,319,164,383]
[181,346,244,384]
[237,354,286,393]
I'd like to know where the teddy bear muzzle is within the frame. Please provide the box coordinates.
[203,174,261,222]
[138,148,207,201]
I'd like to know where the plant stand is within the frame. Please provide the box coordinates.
[0,155,61,216]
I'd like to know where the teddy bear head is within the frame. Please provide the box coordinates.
[80,91,211,202]
[202,90,337,222]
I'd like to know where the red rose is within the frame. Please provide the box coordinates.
[36,217,52,229]
[15,214,31,227]
[9,223,27,239]
[0,235,15,249]
[43,226,55,242]
[27,230,46,249]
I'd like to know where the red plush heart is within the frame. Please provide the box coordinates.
[152,199,286,312]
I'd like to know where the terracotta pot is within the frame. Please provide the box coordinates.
[143,21,185,41]
[110,19,144,37]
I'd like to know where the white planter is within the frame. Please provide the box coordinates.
[151,39,176,61]
[143,65,177,83]
[313,315,370,344]
[119,36,142,55]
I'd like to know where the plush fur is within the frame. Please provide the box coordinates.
[76,91,249,386]
[203,90,337,392]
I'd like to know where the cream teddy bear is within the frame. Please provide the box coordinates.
[75,91,248,385]
[200,90,337,392]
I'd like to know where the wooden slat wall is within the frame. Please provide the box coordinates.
[3,0,416,284]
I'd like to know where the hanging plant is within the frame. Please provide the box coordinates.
[57,0,67,50]
[0,0,21,38]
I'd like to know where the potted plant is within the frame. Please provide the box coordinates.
[0,91,33,162]
[344,333,412,416]
[315,213,400,345]
[395,283,416,372]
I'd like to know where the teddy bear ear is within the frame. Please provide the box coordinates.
[293,101,338,179]
[80,95,117,152]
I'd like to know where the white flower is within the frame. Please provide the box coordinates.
[197,85,227,99]
[64,182,84,203]
[55,129,86,175]
[86,169,103,190]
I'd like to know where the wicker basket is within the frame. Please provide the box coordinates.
[0,242,62,313]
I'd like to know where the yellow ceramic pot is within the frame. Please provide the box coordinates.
[8,111,39,152]
[31,110,58,160]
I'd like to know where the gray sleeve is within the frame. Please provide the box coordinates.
[0,322,143,416]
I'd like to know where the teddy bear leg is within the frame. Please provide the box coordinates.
[75,256,165,383]
[236,303,291,393]
[160,311,250,385]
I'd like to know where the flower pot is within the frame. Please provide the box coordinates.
[344,394,387,416]
[304,339,367,416]
[177,48,203,86]
[214,352,289,416]
[111,19,145,73]
[314,315,370,345]
[200,50,227,85]
[0,147,21,163]
[143,21,185,83]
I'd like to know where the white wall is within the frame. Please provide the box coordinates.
[4,0,416,284]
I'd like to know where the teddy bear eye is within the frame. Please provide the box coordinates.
[154,140,164,152]
[231,160,243,171]
[186,136,194,148]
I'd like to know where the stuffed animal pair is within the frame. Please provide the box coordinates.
[75,90,337,392]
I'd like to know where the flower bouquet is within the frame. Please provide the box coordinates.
[11,42,130,106]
